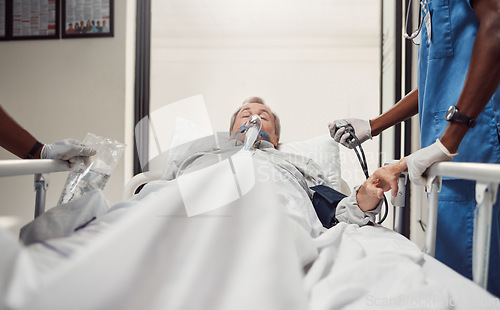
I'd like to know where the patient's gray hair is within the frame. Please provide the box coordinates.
[229,97,281,137]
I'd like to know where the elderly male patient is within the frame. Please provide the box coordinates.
[163,97,402,236]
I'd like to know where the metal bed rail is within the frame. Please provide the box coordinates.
[0,159,71,218]
[424,161,499,290]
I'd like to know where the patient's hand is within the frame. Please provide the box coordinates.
[356,159,407,211]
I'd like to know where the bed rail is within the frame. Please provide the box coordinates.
[0,159,70,217]
[424,161,500,290]
[123,171,163,199]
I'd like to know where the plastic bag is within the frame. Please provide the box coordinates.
[58,133,126,205]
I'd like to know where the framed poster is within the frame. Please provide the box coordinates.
[10,0,59,40]
[62,0,113,38]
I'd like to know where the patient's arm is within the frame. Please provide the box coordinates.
[356,159,407,211]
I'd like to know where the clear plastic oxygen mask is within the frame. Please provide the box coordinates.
[243,114,262,150]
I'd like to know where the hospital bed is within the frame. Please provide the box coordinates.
[0,136,499,310]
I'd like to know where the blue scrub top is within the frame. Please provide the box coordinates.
[417,0,500,164]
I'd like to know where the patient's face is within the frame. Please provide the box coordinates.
[231,102,279,147]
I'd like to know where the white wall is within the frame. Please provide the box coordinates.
[0,1,136,235]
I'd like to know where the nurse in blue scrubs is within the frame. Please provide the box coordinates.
[330,0,500,297]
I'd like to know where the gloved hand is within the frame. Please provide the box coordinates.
[41,139,97,167]
[328,118,372,149]
[406,139,456,185]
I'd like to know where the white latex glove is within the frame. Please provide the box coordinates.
[328,118,372,149]
[406,139,456,186]
[41,139,97,167]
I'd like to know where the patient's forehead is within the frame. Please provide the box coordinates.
[239,102,273,115]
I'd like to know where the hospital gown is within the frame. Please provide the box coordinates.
[162,132,381,237]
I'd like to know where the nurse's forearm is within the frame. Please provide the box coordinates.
[440,0,500,153]
[370,88,419,137]
[0,105,41,159]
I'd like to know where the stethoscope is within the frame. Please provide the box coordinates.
[403,0,428,45]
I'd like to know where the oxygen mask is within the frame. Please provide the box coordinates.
[243,115,262,150]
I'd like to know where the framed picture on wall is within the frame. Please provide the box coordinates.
[62,0,113,38]
[0,0,6,40]
[8,0,60,40]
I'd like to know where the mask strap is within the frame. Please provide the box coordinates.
[231,125,247,140]
[259,131,270,142]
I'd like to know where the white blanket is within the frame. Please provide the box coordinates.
[306,223,451,309]
[4,175,310,310]
[1,160,499,310]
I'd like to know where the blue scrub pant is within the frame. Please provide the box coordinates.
[435,180,500,298]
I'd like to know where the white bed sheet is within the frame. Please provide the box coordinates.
[4,177,309,310]
[2,162,499,310]
[305,222,499,309]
